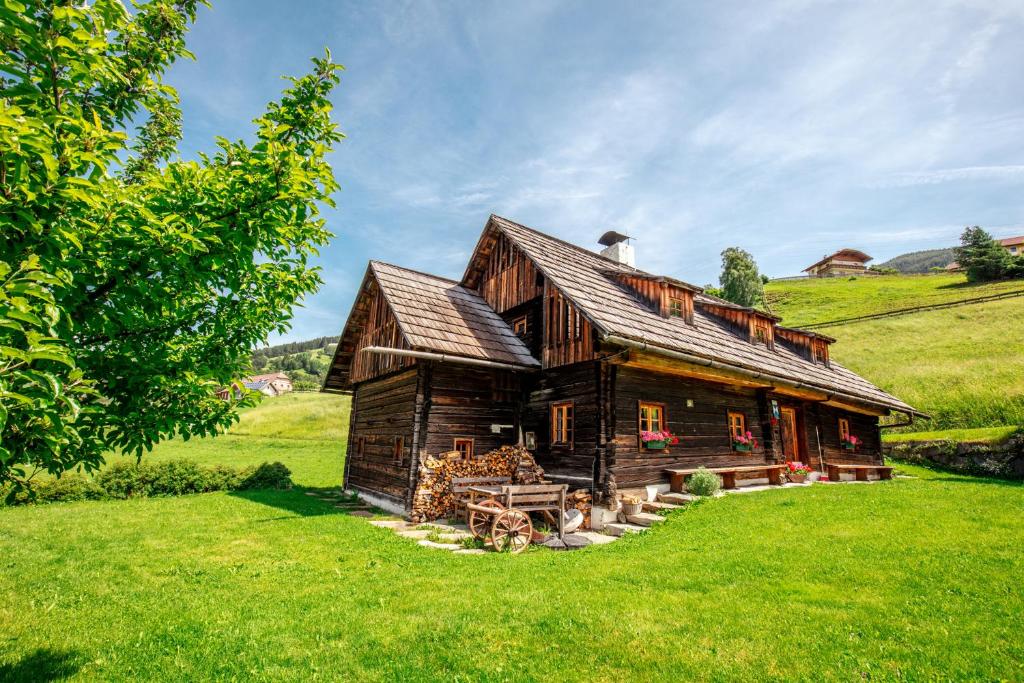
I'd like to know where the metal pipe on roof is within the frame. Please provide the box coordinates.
[360,346,539,372]
[601,334,927,419]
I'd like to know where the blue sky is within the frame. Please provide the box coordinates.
[166,0,1024,343]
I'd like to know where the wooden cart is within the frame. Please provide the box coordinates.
[465,483,567,553]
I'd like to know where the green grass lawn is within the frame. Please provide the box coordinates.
[883,426,1020,445]
[765,273,1024,327]
[2,441,1023,680]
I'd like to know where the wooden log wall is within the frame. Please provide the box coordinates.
[350,284,414,384]
[543,281,595,368]
[421,363,520,458]
[610,365,770,488]
[345,369,419,504]
[522,362,601,479]
[500,298,544,359]
[776,328,831,365]
[478,232,545,314]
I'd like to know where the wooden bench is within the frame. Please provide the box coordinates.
[825,463,893,482]
[452,476,513,520]
[664,464,787,493]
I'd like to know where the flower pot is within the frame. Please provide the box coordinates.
[644,440,668,449]
[842,443,856,450]
[733,443,751,452]
[788,473,807,484]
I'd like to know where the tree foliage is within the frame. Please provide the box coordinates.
[718,247,763,308]
[0,0,342,491]
[956,227,1013,282]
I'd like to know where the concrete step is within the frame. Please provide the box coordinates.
[642,500,685,513]
[453,548,487,555]
[604,523,647,537]
[657,492,695,505]
[625,512,666,527]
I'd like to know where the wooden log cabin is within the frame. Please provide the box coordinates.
[323,215,924,514]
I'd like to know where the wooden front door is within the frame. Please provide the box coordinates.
[779,407,801,461]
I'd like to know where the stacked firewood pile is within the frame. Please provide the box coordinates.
[566,489,592,528]
[410,445,546,522]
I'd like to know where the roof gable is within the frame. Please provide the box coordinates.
[324,260,539,391]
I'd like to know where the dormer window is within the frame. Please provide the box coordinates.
[751,317,773,348]
[669,298,684,318]
[813,340,830,366]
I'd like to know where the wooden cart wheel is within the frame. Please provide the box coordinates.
[468,499,504,539]
[490,509,533,554]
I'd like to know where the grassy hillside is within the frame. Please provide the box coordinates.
[2,462,1022,680]
[105,393,349,488]
[764,273,1023,327]
[765,274,1024,433]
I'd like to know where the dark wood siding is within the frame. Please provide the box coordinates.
[477,232,545,314]
[609,365,771,488]
[523,362,601,479]
[811,405,883,466]
[422,363,520,457]
[345,369,419,504]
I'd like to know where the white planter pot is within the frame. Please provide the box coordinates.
[645,485,660,502]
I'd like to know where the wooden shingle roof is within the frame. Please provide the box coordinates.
[486,215,919,416]
[370,261,538,367]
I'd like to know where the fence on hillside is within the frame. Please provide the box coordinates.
[799,289,1024,330]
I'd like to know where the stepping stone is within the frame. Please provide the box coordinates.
[453,548,487,555]
[562,533,592,549]
[657,492,695,505]
[334,504,371,510]
[369,520,409,529]
[417,523,461,533]
[437,532,472,543]
[348,510,374,518]
[575,531,619,545]
[642,500,684,512]
[625,512,665,527]
[604,523,647,537]
[418,539,462,550]
[398,530,432,540]
[304,491,320,497]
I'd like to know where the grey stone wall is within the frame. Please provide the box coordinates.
[884,433,1024,479]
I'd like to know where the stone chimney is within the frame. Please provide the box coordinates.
[598,230,635,267]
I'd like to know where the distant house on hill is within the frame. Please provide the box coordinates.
[803,249,873,278]
[244,379,280,397]
[1000,235,1024,256]
[216,372,293,400]
[247,372,293,395]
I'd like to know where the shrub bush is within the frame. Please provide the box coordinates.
[686,467,721,497]
[238,462,292,490]
[4,474,108,505]
[6,460,293,506]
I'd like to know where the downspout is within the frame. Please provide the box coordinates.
[361,346,540,373]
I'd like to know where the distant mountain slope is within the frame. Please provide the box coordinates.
[251,337,339,389]
[877,247,956,273]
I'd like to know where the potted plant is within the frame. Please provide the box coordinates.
[620,494,644,517]
[641,430,679,450]
[786,461,812,483]
[732,431,758,452]
[841,434,860,451]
